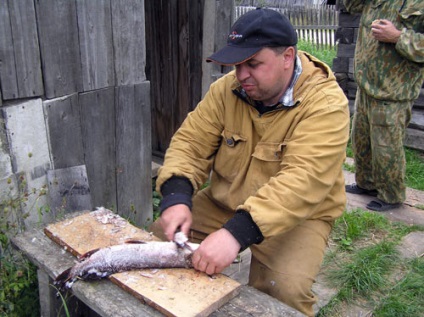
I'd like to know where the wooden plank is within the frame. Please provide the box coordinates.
[115,82,152,227]
[44,209,241,317]
[147,0,207,155]
[201,0,216,97]
[35,0,81,98]
[43,94,84,169]
[79,88,117,209]
[76,0,114,91]
[44,209,158,256]
[111,0,146,86]
[47,165,92,216]
[0,0,19,99]
[187,0,204,113]
[6,0,43,99]
[212,286,305,317]
[146,0,179,153]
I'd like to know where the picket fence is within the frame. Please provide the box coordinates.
[235,5,339,48]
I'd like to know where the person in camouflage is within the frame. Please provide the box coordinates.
[344,0,424,211]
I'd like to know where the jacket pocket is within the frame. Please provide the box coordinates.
[399,7,423,32]
[251,142,285,181]
[213,130,247,182]
[370,0,384,9]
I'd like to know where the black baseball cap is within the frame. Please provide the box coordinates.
[207,8,298,66]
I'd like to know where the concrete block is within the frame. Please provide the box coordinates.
[3,98,51,174]
[2,99,52,228]
[0,120,12,178]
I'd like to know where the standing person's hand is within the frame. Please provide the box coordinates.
[371,19,402,43]
[191,228,241,275]
[160,204,192,241]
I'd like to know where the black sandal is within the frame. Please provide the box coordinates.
[345,184,378,197]
[366,199,402,212]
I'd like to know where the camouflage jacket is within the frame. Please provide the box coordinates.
[344,0,424,101]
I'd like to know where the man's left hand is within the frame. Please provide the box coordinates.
[371,19,402,43]
[191,228,241,275]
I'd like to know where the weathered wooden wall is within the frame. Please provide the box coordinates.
[146,0,206,156]
[333,2,424,151]
[0,0,152,228]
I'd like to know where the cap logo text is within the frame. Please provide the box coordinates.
[229,31,243,40]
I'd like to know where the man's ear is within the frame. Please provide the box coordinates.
[283,46,296,62]
[282,46,296,69]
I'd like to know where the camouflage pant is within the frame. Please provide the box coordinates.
[351,89,413,203]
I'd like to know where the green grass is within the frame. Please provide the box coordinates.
[319,209,424,316]
[330,208,391,250]
[297,39,337,67]
[328,241,398,298]
[345,144,424,192]
[0,239,40,317]
[374,258,424,317]
[405,148,424,191]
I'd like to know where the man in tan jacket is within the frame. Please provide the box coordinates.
[154,8,349,316]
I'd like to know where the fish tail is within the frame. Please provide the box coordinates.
[54,267,74,290]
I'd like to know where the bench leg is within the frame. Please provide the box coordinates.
[37,269,97,317]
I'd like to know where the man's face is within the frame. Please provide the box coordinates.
[235,47,295,106]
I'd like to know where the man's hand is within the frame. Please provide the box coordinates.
[160,204,192,241]
[192,228,241,275]
[371,19,402,43]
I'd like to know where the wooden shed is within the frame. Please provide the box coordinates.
[0,0,152,228]
[0,0,235,230]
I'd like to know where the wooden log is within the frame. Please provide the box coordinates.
[79,88,117,210]
[338,11,360,28]
[409,108,424,131]
[35,0,82,99]
[43,94,84,169]
[76,0,114,91]
[115,82,152,226]
[332,57,349,73]
[0,0,43,100]
[414,89,424,108]
[346,81,358,100]
[336,43,356,57]
[335,27,355,44]
[405,128,424,152]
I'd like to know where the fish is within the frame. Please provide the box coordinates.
[54,232,199,290]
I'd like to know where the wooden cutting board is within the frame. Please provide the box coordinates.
[44,208,241,317]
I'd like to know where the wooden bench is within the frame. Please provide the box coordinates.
[12,212,305,317]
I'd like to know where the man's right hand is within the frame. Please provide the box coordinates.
[159,204,192,241]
